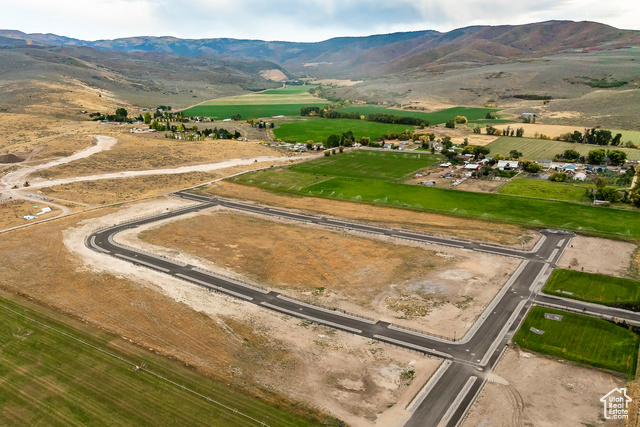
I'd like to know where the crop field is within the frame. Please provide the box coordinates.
[0,293,316,427]
[336,105,500,124]
[498,178,591,203]
[259,85,318,95]
[183,89,328,119]
[273,117,416,143]
[513,306,639,377]
[233,168,640,239]
[487,136,640,161]
[183,103,327,120]
[613,129,640,145]
[543,269,640,310]
[290,150,442,181]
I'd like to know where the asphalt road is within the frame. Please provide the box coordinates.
[85,192,638,427]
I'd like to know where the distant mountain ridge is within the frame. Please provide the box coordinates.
[1,20,639,77]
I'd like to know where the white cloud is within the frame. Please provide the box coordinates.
[0,0,638,41]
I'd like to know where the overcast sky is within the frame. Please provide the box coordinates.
[1,0,639,42]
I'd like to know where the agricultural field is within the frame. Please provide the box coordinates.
[183,88,327,119]
[273,117,416,143]
[498,178,592,203]
[513,306,639,377]
[259,85,318,95]
[336,105,501,124]
[0,292,317,427]
[543,269,640,310]
[289,150,442,181]
[487,136,640,161]
[233,166,640,239]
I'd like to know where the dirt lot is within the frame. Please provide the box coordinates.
[0,198,441,425]
[198,180,538,248]
[0,199,58,230]
[130,209,519,338]
[29,129,291,180]
[557,235,637,278]
[0,112,103,159]
[38,162,291,205]
[463,349,625,427]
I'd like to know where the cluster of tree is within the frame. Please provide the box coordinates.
[563,128,624,146]
[367,113,428,126]
[300,106,322,116]
[89,108,132,123]
[442,144,490,162]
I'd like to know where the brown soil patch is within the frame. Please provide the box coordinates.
[30,129,285,180]
[135,210,519,337]
[464,349,624,427]
[0,199,441,425]
[557,235,637,278]
[198,180,537,248]
[0,199,58,230]
[38,162,289,205]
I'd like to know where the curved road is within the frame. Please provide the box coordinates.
[85,191,638,426]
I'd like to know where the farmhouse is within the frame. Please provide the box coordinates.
[464,164,481,172]
[496,160,520,171]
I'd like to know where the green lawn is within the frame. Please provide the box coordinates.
[513,306,639,377]
[499,177,591,203]
[336,106,500,124]
[487,136,640,161]
[543,269,640,310]
[290,150,442,181]
[613,130,640,146]
[273,117,416,143]
[0,294,323,426]
[183,103,327,120]
[232,170,640,239]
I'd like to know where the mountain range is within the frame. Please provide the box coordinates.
[2,20,639,78]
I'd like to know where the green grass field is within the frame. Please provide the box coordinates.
[487,136,640,161]
[273,118,416,143]
[290,150,442,181]
[336,106,500,124]
[0,294,322,426]
[183,103,328,120]
[513,306,639,377]
[233,166,640,238]
[543,270,640,310]
[259,86,317,95]
[499,177,591,203]
[613,130,640,145]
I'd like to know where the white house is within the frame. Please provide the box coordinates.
[496,160,520,170]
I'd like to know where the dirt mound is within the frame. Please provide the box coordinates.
[0,153,24,163]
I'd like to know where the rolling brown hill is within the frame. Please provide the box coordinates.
[1,20,638,78]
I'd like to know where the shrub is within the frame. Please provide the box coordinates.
[549,172,568,182]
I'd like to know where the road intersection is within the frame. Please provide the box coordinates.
[86,191,637,426]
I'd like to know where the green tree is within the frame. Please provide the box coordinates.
[472,146,490,160]
[509,150,523,160]
[115,108,128,119]
[611,133,623,146]
[595,177,606,189]
[516,127,525,137]
[445,119,456,129]
[595,186,621,202]
[472,126,481,134]
[325,134,340,148]
[587,149,606,165]
[485,125,497,135]
[143,112,152,124]
[562,149,580,161]
[608,150,627,166]
[549,172,568,182]
[521,160,542,173]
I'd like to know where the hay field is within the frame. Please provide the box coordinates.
[487,136,640,160]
